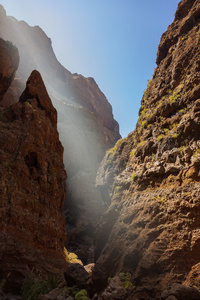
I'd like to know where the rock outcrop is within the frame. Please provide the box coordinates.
[93,0,200,298]
[0,4,121,262]
[0,37,19,101]
[0,68,67,292]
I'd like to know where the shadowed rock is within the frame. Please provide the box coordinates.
[0,38,19,101]
[161,283,200,300]
[64,263,90,288]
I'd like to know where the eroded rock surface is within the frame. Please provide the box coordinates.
[0,70,67,292]
[93,0,200,298]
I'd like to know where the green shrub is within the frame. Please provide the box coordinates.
[116,186,121,191]
[138,140,146,147]
[193,149,200,157]
[67,287,88,300]
[140,120,146,129]
[166,89,172,94]
[168,90,180,103]
[21,273,60,300]
[107,138,126,158]
[107,277,112,284]
[119,272,135,290]
[131,173,135,181]
[0,278,6,293]
[179,145,185,152]
[172,133,178,139]
[130,150,135,157]
[119,272,131,281]
[75,289,88,300]
[157,135,164,141]
[152,196,166,205]
[164,128,169,134]
[68,286,80,297]
[122,280,133,289]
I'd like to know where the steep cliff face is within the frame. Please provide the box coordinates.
[93,0,200,299]
[0,5,120,261]
[0,68,67,292]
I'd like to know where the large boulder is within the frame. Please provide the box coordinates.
[64,263,90,288]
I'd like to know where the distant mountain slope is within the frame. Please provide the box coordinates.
[0,4,121,262]
[93,0,200,298]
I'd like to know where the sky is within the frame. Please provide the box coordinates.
[0,0,180,138]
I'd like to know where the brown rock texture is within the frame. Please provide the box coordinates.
[0,70,67,292]
[0,37,19,101]
[93,0,200,299]
[0,4,121,261]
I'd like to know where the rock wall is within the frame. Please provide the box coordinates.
[0,37,19,101]
[0,67,67,292]
[0,5,121,262]
[93,0,200,299]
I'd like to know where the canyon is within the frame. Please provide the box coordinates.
[1,0,200,299]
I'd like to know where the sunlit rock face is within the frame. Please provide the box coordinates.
[93,0,200,298]
[0,4,121,263]
[0,67,67,292]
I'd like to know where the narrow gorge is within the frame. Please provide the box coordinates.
[1,0,200,300]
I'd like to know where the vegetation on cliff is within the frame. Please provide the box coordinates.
[94,0,200,299]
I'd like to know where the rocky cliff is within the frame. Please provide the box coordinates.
[0,53,67,292]
[93,0,200,299]
[0,37,19,101]
[0,5,120,262]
